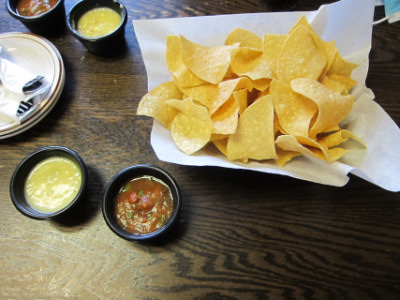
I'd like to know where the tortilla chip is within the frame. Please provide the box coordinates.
[290,78,354,138]
[277,25,327,83]
[288,16,337,80]
[211,96,240,135]
[180,35,239,84]
[168,98,213,155]
[270,79,317,137]
[231,48,274,81]
[321,75,348,94]
[225,28,262,50]
[318,129,366,148]
[166,35,205,87]
[276,135,348,163]
[232,89,248,114]
[213,137,229,157]
[327,51,358,77]
[327,74,357,91]
[137,81,183,128]
[320,40,338,79]
[288,15,309,34]
[275,147,301,167]
[227,95,277,160]
[180,77,252,115]
[262,33,287,77]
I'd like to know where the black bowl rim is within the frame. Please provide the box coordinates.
[102,164,182,241]
[9,145,87,220]
[6,0,65,20]
[67,0,128,41]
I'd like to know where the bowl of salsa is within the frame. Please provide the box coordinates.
[7,0,66,34]
[66,0,127,54]
[10,146,87,219]
[102,165,182,241]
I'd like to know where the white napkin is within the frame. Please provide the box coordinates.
[0,47,50,123]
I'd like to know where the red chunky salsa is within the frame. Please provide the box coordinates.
[17,0,58,17]
[114,176,174,235]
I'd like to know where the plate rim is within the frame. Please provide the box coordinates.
[0,32,65,139]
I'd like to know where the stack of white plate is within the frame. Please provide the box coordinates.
[0,32,65,139]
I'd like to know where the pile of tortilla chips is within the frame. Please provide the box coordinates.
[137,16,365,166]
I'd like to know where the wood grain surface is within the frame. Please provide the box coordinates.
[1,1,400,299]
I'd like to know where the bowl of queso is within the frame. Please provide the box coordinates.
[10,146,87,219]
[67,0,127,54]
[7,0,66,34]
[102,165,182,241]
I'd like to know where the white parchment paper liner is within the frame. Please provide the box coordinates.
[133,0,400,192]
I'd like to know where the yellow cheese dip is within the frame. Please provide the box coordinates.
[24,156,82,213]
[77,7,122,38]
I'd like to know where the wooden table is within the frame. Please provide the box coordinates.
[1,0,400,299]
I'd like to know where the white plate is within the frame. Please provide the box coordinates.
[0,32,65,139]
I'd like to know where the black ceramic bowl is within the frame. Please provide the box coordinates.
[67,0,127,54]
[10,146,87,220]
[6,0,66,34]
[102,165,181,241]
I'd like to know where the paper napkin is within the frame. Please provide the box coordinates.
[0,50,50,123]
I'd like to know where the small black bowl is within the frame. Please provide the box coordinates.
[6,0,66,35]
[102,165,182,241]
[10,146,87,220]
[67,0,127,54]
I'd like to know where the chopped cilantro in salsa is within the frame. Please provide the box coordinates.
[114,176,174,235]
